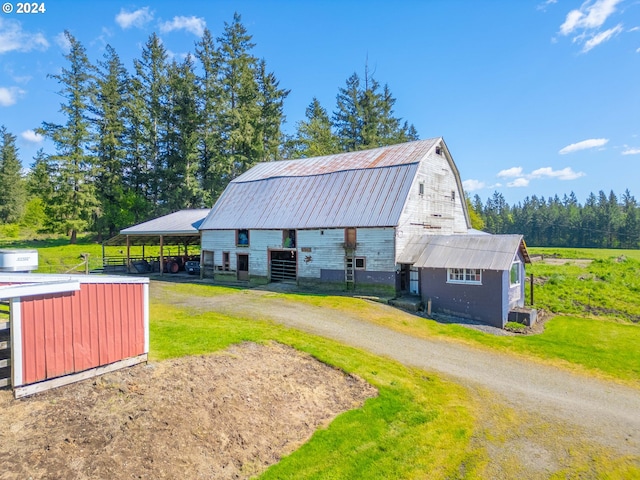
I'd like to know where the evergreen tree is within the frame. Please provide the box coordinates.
[0,126,26,223]
[92,44,132,237]
[195,28,225,204]
[217,13,262,177]
[293,98,339,157]
[133,33,169,212]
[256,58,289,162]
[162,56,203,212]
[333,69,418,152]
[36,31,97,243]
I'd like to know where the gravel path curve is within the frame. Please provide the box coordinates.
[156,283,640,457]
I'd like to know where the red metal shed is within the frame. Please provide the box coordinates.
[0,273,149,398]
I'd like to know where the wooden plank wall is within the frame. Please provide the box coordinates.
[19,282,145,385]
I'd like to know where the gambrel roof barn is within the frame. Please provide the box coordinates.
[199,137,471,236]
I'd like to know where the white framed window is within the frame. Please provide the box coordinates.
[355,257,366,270]
[418,182,425,196]
[447,268,482,285]
[510,261,521,286]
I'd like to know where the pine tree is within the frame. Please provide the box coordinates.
[0,126,26,223]
[195,28,225,204]
[333,69,419,152]
[256,59,289,162]
[293,98,339,157]
[133,33,169,213]
[162,56,203,212]
[36,31,97,243]
[92,44,132,237]
[217,13,262,177]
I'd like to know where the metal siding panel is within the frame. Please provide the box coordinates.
[88,284,100,368]
[20,298,38,384]
[62,292,74,375]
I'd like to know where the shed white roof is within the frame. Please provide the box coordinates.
[398,234,529,271]
[200,138,452,230]
[121,209,211,235]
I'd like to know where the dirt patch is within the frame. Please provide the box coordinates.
[0,342,377,480]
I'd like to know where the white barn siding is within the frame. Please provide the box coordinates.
[201,230,237,270]
[395,147,468,260]
[297,227,396,280]
[297,229,345,278]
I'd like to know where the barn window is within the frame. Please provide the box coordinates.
[355,257,366,269]
[451,190,455,202]
[345,228,357,248]
[435,146,442,155]
[236,229,249,247]
[223,252,230,271]
[283,229,296,248]
[418,182,425,196]
[510,261,521,286]
[447,268,482,285]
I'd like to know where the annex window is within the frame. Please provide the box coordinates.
[283,229,296,248]
[236,229,249,247]
[418,182,425,196]
[447,268,482,285]
[510,261,521,286]
[355,257,366,270]
[345,228,357,248]
[223,252,230,271]
[435,146,442,155]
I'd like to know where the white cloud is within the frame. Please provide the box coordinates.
[115,7,154,29]
[559,0,624,52]
[582,23,623,51]
[560,0,622,35]
[559,138,608,154]
[537,0,558,11]
[21,129,44,143]
[462,179,486,191]
[530,167,586,180]
[0,86,25,106]
[497,167,523,178]
[622,148,640,155]
[507,178,530,187]
[0,18,49,54]
[159,16,206,36]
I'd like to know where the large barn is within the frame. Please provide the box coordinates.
[199,138,472,295]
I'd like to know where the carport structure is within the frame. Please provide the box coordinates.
[103,209,210,274]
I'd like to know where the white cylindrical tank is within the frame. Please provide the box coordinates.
[0,249,39,272]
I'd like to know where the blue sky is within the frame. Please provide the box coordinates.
[1,0,639,205]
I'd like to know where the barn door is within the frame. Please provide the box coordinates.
[409,267,419,295]
[270,250,297,282]
[237,254,249,281]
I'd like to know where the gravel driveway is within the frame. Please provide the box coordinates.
[154,282,640,471]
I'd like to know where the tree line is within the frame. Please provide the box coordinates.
[470,190,640,249]
[0,13,417,242]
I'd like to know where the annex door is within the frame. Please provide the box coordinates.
[409,266,419,295]
[237,254,249,281]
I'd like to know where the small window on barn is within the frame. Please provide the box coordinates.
[236,229,249,247]
[418,182,425,196]
[451,190,455,202]
[355,257,366,270]
[435,146,442,155]
[510,261,521,286]
[447,268,482,285]
[223,252,230,271]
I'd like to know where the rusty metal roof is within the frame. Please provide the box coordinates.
[200,139,443,230]
[399,234,529,270]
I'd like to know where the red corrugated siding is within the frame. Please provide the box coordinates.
[20,282,145,385]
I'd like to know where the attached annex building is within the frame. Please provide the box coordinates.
[199,138,470,294]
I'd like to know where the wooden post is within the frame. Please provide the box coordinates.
[159,235,164,276]
[530,273,534,306]
[126,236,131,273]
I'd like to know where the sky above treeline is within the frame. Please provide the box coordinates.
[1,0,639,205]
